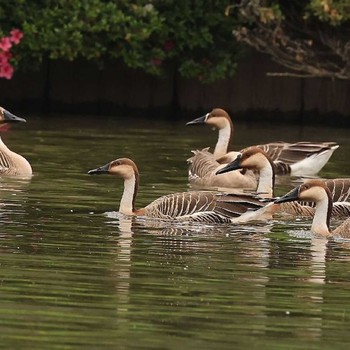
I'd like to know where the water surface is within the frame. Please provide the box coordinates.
[0,115,350,349]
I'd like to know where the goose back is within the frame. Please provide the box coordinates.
[325,178,350,202]
[0,137,32,175]
[333,218,350,237]
[253,141,339,176]
[187,148,257,189]
[141,190,267,223]
[254,141,337,163]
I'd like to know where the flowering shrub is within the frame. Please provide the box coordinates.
[1,1,350,83]
[0,0,242,83]
[0,29,23,79]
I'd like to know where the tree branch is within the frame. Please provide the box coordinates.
[233,0,350,79]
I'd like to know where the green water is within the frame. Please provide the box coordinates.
[0,115,349,349]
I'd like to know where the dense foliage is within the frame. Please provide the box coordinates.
[231,0,350,79]
[0,0,241,82]
[1,0,349,81]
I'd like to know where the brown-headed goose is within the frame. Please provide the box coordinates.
[216,147,350,217]
[274,180,350,238]
[0,107,32,176]
[187,148,257,189]
[187,108,339,181]
[88,158,273,223]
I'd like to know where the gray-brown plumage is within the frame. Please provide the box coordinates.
[0,106,32,176]
[187,148,257,189]
[88,157,271,223]
[186,108,339,186]
[216,147,350,218]
[251,141,339,176]
[275,180,350,238]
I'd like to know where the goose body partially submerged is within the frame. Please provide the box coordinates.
[0,107,32,176]
[216,147,350,218]
[187,148,257,189]
[274,180,350,238]
[186,108,339,187]
[88,157,272,223]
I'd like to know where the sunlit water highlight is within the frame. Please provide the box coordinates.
[0,115,349,349]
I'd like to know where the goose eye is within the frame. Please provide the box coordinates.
[113,161,121,166]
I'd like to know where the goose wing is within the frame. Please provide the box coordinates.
[213,192,266,218]
[144,191,218,219]
[187,148,257,189]
[144,191,268,223]
[187,148,220,180]
[253,141,338,165]
[333,217,350,237]
[177,193,268,223]
[325,178,350,203]
[332,202,350,217]
[0,150,12,174]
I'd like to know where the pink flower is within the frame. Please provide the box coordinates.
[0,29,23,79]
[0,53,8,65]
[163,40,175,51]
[151,57,162,66]
[0,51,12,64]
[0,62,14,79]
[10,29,23,44]
[4,51,12,59]
[0,37,12,52]
[164,39,175,51]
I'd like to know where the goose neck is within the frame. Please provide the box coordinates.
[214,125,231,158]
[256,161,274,198]
[311,193,332,237]
[119,175,138,215]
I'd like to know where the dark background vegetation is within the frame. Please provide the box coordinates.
[1,0,349,124]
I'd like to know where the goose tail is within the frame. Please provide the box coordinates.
[290,145,339,176]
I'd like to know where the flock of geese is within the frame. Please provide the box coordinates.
[1,105,350,238]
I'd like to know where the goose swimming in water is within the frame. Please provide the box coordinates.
[186,108,339,186]
[216,147,350,217]
[0,106,32,176]
[88,157,273,223]
[187,148,258,189]
[274,180,350,238]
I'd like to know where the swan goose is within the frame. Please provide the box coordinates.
[216,147,350,218]
[274,180,350,238]
[0,107,32,176]
[88,158,273,223]
[186,108,339,185]
[187,148,257,189]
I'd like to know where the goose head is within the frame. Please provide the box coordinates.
[88,158,140,215]
[88,158,139,180]
[274,179,330,204]
[275,179,333,236]
[186,108,232,130]
[216,147,273,175]
[0,106,26,124]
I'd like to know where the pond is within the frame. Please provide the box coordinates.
[0,113,350,349]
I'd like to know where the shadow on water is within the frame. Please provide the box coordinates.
[0,114,349,349]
